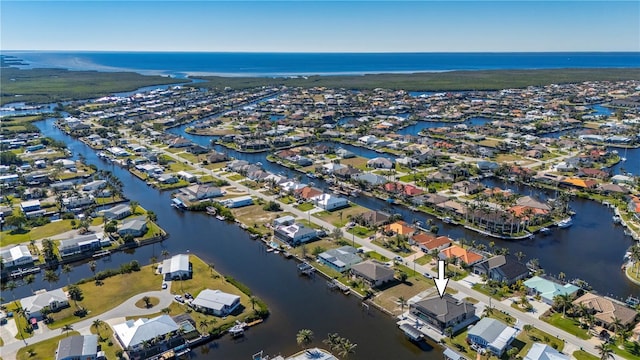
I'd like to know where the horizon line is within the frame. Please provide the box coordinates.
[2,50,640,54]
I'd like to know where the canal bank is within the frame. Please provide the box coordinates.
[28,118,441,359]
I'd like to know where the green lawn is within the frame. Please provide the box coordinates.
[295,202,315,212]
[167,161,194,172]
[313,203,368,227]
[541,313,591,340]
[279,195,296,205]
[48,264,161,329]
[140,221,164,240]
[518,327,564,355]
[90,322,120,360]
[346,225,376,238]
[365,251,389,262]
[227,174,245,181]
[17,331,81,360]
[0,220,74,246]
[573,350,599,360]
[611,340,640,360]
[157,179,189,190]
[6,302,34,340]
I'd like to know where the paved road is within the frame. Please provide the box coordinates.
[138,138,616,359]
[1,288,174,359]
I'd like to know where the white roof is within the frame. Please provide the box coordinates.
[192,289,240,311]
[0,245,32,262]
[21,199,40,208]
[524,343,569,360]
[20,288,67,313]
[161,254,190,275]
[113,315,179,348]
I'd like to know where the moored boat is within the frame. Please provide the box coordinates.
[557,218,573,228]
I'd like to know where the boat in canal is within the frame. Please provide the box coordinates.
[612,215,621,224]
[557,217,573,228]
[539,227,551,235]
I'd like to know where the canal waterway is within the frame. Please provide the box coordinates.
[26,119,440,359]
[167,123,639,301]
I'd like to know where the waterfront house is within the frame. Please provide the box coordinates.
[0,245,34,269]
[161,254,192,280]
[367,157,394,169]
[55,334,100,360]
[472,255,530,285]
[336,148,355,159]
[191,289,241,316]
[384,221,415,236]
[523,343,569,360]
[439,245,483,266]
[409,294,477,334]
[219,195,253,208]
[467,317,517,356]
[101,203,131,220]
[51,181,75,191]
[311,193,349,211]
[274,223,318,245]
[273,215,296,227]
[352,173,387,186]
[207,151,229,163]
[179,184,222,201]
[176,171,197,183]
[59,232,109,259]
[295,186,324,201]
[359,210,390,227]
[523,276,580,305]
[333,166,361,179]
[410,233,452,253]
[21,288,69,320]
[572,293,638,329]
[63,195,95,210]
[82,180,107,192]
[117,217,148,237]
[350,260,395,287]
[157,174,179,185]
[317,246,362,272]
[0,174,19,185]
[53,159,76,169]
[113,315,184,357]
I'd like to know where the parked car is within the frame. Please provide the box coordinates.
[162,283,168,290]
[393,256,403,262]
[184,292,193,299]
[423,272,433,279]
[174,295,184,303]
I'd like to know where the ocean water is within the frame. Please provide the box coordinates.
[3,51,640,77]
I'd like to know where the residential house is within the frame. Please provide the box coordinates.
[101,204,131,220]
[113,315,184,356]
[384,221,415,236]
[190,289,241,316]
[352,173,387,186]
[295,186,324,201]
[523,276,580,305]
[179,184,222,201]
[219,196,253,208]
[439,245,483,266]
[359,210,390,227]
[207,151,229,163]
[176,171,197,183]
[273,215,296,227]
[21,288,69,320]
[350,260,395,287]
[161,254,192,281]
[157,174,179,185]
[472,255,530,285]
[63,195,94,210]
[274,223,318,245]
[311,193,349,211]
[523,343,569,360]
[467,317,517,356]
[409,294,477,334]
[0,245,34,269]
[410,233,452,253]
[82,180,107,192]
[117,217,148,237]
[59,233,109,259]
[367,157,394,169]
[333,166,361,179]
[317,246,362,272]
[572,293,638,329]
[20,200,45,218]
[55,335,100,360]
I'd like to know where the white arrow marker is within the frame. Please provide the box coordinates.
[434,260,449,298]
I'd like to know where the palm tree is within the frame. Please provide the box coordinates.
[198,320,209,333]
[398,296,407,317]
[161,307,171,315]
[337,338,357,359]
[62,324,74,337]
[558,272,566,282]
[296,329,314,348]
[595,342,614,360]
[514,251,525,262]
[92,319,104,338]
[24,274,36,294]
[129,201,139,215]
[161,249,170,260]
[44,270,60,289]
[444,327,453,338]
[142,296,152,308]
[553,293,572,318]
[249,296,257,311]
[62,264,73,286]
[610,316,623,345]
[5,281,17,301]
[323,333,341,352]
[150,255,158,268]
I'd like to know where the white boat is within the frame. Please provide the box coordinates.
[557,218,573,228]
[612,215,621,224]
[539,227,551,235]
[443,217,453,224]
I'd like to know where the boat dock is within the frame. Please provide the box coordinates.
[326,279,350,295]
[297,262,315,276]
[10,267,41,278]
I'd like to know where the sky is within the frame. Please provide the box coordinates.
[1,1,639,52]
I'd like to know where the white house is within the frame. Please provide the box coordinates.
[358,135,378,145]
[274,223,318,245]
[220,196,253,208]
[0,245,34,268]
[311,193,349,211]
[20,288,69,320]
[179,184,222,201]
[467,318,517,356]
[161,254,192,280]
[113,315,181,352]
[82,180,107,192]
[101,203,131,220]
[56,334,100,360]
[117,217,148,237]
[190,289,241,316]
[53,159,76,169]
[524,343,569,360]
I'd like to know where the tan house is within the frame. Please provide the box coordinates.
[572,293,638,329]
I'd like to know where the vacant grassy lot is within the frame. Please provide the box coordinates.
[1,219,75,246]
[295,202,315,212]
[17,331,81,360]
[373,279,434,316]
[541,313,591,340]
[232,205,288,234]
[314,203,368,227]
[48,264,160,329]
[339,156,369,170]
